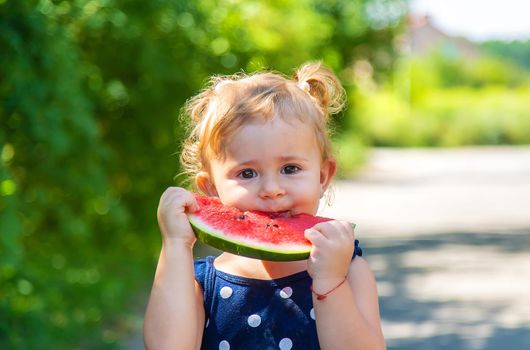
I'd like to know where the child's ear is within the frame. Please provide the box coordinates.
[195,171,218,196]
[319,159,337,197]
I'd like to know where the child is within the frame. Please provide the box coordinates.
[144,62,385,350]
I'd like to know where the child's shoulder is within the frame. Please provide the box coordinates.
[347,256,378,293]
[347,239,375,288]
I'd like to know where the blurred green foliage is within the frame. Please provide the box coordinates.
[480,39,530,70]
[356,86,530,147]
[343,47,530,150]
[0,0,406,348]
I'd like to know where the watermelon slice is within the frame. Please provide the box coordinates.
[188,194,332,261]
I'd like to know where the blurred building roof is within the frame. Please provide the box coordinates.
[403,14,481,60]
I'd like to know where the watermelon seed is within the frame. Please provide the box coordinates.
[266,223,280,229]
[236,214,248,220]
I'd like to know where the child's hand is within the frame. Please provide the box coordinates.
[157,187,199,247]
[304,220,355,281]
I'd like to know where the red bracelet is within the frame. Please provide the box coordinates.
[310,277,347,301]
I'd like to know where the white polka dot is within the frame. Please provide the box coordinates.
[310,308,315,320]
[220,286,233,299]
[219,340,230,350]
[205,318,210,328]
[247,314,261,327]
[279,286,293,298]
[279,337,293,350]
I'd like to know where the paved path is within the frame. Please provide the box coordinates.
[321,146,530,237]
[320,146,530,349]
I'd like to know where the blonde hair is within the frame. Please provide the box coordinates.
[179,61,345,186]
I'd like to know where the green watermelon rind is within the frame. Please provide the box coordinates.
[188,213,310,262]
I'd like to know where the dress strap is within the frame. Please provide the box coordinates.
[352,239,363,259]
[203,256,216,308]
[194,256,217,319]
[193,259,207,291]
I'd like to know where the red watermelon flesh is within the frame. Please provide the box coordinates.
[188,194,332,261]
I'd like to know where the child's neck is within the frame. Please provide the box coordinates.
[213,253,307,280]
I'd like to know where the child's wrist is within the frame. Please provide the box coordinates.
[311,276,346,287]
[310,276,347,300]
[162,236,196,250]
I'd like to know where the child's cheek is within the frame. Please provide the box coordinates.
[217,186,254,210]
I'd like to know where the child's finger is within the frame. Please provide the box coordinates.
[179,192,200,213]
[187,201,200,213]
[314,220,352,240]
[304,228,327,245]
[337,220,356,239]
[183,193,200,213]
[161,187,199,212]
[310,222,332,239]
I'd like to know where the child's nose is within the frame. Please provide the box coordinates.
[259,176,285,199]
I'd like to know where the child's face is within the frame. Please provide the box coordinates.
[197,117,335,216]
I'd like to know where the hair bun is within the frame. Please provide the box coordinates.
[294,62,345,118]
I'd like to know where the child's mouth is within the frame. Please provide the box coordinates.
[267,210,292,218]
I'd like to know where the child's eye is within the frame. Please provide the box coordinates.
[281,165,301,175]
[238,169,257,179]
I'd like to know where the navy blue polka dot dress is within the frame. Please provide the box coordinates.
[194,240,362,350]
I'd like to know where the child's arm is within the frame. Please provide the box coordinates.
[144,187,205,350]
[305,221,386,350]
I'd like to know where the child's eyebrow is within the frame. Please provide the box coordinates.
[277,156,310,163]
[234,156,309,166]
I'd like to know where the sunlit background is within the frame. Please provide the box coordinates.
[1,0,529,349]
